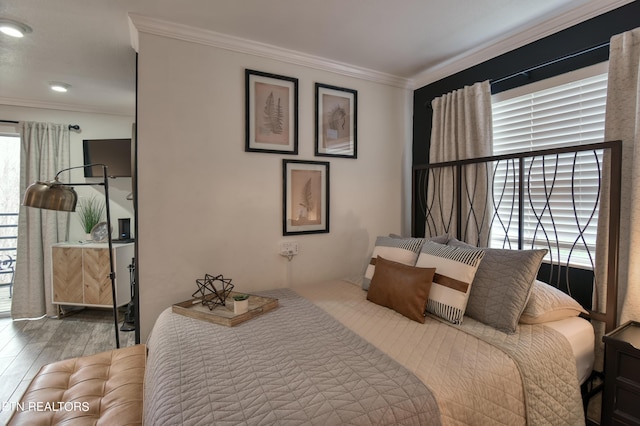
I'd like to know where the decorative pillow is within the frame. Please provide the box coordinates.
[366,256,436,323]
[448,238,547,333]
[363,236,424,291]
[426,234,450,245]
[520,280,588,324]
[389,233,449,245]
[415,241,485,324]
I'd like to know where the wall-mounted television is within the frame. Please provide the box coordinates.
[83,138,132,178]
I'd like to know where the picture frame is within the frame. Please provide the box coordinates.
[283,159,330,235]
[315,83,357,158]
[246,69,298,154]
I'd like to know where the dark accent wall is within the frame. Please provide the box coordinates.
[412,0,640,237]
[538,263,595,309]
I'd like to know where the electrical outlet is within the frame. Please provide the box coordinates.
[280,241,299,256]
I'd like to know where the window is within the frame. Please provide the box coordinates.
[490,64,608,269]
[0,133,20,313]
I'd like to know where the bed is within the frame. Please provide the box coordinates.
[144,141,621,425]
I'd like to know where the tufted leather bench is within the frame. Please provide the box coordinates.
[8,344,146,426]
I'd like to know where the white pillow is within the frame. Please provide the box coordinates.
[519,280,588,324]
[415,241,485,324]
[363,236,424,291]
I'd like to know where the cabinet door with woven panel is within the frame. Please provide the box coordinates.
[52,247,83,304]
[82,248,112,305]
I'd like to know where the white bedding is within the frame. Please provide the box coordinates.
[295,279,586,425]
[299,279,595,384]
[545,316,595,384]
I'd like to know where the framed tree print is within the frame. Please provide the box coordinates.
[315,83,357,158]
[283,159,330,235]
[246,69,298,154]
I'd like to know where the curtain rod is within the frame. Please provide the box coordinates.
[425,41,610,109]
[490,42,610,86]
[0,119,80,131]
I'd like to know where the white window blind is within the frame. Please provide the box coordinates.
[490,71,608,269]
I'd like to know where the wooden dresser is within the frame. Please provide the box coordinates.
[51,242,134,310]
[602,321,640,425]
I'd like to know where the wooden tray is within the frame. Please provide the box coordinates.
[172,292,278,327]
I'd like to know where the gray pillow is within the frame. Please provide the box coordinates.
[425,234,450,245]
[448,238,547,333]
[389,233,450,245]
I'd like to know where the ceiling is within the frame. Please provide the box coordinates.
[0,0,632,116]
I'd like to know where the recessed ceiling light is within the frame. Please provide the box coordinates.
[49,82,71,93]
[0,18,32,38]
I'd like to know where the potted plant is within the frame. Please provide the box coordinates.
[232,294,249,314]
[77,196,105,240]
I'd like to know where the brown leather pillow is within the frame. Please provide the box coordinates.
[366,256,435,323]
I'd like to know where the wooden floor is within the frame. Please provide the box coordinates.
[0,309,136,424]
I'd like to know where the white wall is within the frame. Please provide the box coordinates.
[0,104,135,241]
[136,32,412,340]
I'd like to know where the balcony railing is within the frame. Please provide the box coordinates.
[0,213,18,298]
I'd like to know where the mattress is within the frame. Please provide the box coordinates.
[545,316,595,384]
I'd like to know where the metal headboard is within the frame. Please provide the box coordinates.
[412,140,622,332]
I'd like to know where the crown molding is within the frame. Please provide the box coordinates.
[128,13,413,89]
[0,96,134,117]
[412,0,634,89]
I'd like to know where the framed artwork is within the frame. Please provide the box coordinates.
[315,83,357,158]
[283,159,330,235]
[246,69,298,154]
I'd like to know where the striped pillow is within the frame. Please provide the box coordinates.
[415,241,485,324]
[363,236,424,290]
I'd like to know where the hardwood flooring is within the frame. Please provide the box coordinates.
[0,309,136,424]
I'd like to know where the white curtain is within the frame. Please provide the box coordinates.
[12,122,70,319]
[606,27,640,326]
[593,27,640,370]
[427,81,493,245]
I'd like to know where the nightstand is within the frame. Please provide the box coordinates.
[602,321,640,425]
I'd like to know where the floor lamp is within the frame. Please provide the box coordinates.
[23,163,120,349]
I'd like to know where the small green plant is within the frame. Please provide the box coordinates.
[232,294,249,301]
[76,196,105,234]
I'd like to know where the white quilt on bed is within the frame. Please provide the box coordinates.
[295,280,585,426]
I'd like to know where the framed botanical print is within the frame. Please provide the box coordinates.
[246,69,298,154]
[283,159,330,235]
[315,83,357,158]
